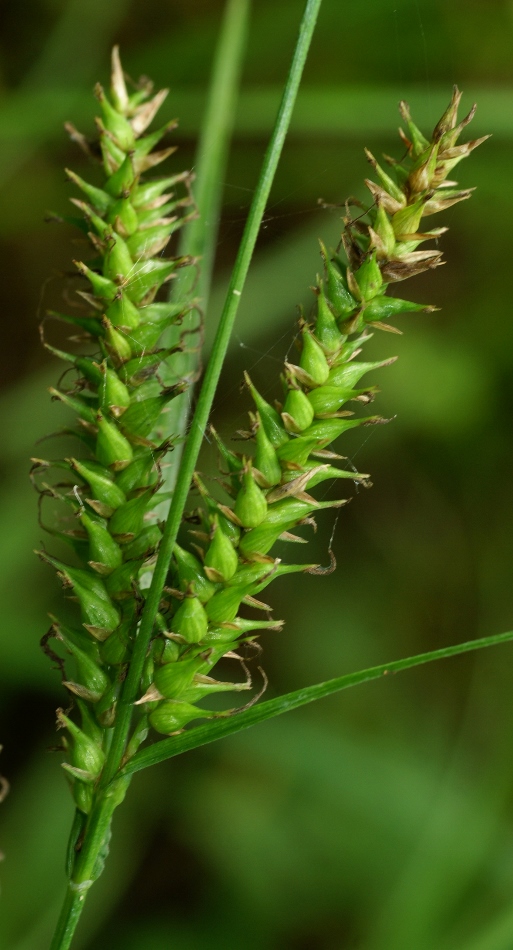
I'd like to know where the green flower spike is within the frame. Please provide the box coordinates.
[37,48,197,780]
[140,89,484,739]
[39,70,484,823]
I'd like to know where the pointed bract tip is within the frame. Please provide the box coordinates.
[111,45,129,113]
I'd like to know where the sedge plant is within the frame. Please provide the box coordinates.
[30,1,513,947]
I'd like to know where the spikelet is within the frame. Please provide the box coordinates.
[139,88,486,737]
[38,64,485,803]
[36,48,197,810]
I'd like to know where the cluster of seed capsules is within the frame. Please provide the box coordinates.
[36,55,484,814]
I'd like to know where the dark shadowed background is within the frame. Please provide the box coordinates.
[1,1,513,948]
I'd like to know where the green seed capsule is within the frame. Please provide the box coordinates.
[57,625,110,700]
[69,458,127,510]
[205,586,252,623]
[363,295,428,322]
[109,489,153,540]
[98,367,131,415]
[96,413,133,470]
[51,616,102,662]
[244,373,289,447]
[48,388,97,425]
[103,318,132,362]
[105,152,136,198]
[77,201,110,239]
[107,196,139,235]
[172,544,217,603]
[222,617,284,635]
[320,242,356,317]
[124,714,150,762]
[80,511,123,572]
[141,652,155,696]
[216,509,241,545]
[44,555,121,633]
[133,121,175,159]
[96,85,135,151]
[204,517,238,582]
[307,385,354,416]
[149,700,211,735]
[124,258,177,304]
[76,699,104,746]
[391,197,424,237]
[104,561,141,597]
[237,497,333,557]
[373,204,396,257]
[315,282,345,352]
[123,524,162,560]
[254,415,283,487]
[105,293,141,329]
[161,639,180,664]
[72,782,93,815]
[299,330,330,384]
[228,561,280,588]
[354,252,384,300]
[282,389,315,432]
[100,628,128,665]
[234,467,268,528]
[328,358,392,389]
[133,173,184,207]
[194,476,241,543]
[302,417,374,443]
[73,260,117,301]
[127,221,180,260]
[154,656,204,700]
[276,436,321,467]
[58,710,105,778]
[115,452,156,493]
[65,168,114,214]
[210,427,244,476]
[237,523,285,558]
[103,233,134,286]
[120,391,174,438]
[95,680,121,727]
[172,593,209,644]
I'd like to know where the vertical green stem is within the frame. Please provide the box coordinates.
[162,0,251,489]
[102,0,323,788]
[49,887,86,950]
[49,779,129,950]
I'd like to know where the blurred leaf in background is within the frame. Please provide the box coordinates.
[2,0,513,947]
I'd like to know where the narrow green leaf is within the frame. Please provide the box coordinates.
[122,630,513,775]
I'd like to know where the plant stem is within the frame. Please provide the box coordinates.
[161,0,250,491]
[49,778,129,950]
[101,0,323,788]
[48,887,85,950]
[122,628,513,774]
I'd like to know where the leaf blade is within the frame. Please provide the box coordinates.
[122,629,513,775]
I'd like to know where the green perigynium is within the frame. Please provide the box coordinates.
[37,56,485,834]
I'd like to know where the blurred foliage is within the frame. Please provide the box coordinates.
[1,0,513,947]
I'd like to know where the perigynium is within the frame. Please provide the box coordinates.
[35,23,495,950]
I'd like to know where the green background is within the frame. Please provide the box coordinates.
[2,0,513,947]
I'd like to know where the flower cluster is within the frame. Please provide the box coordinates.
[37,65,483,814]
[139,87,486,735]
[34,49,197,812]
